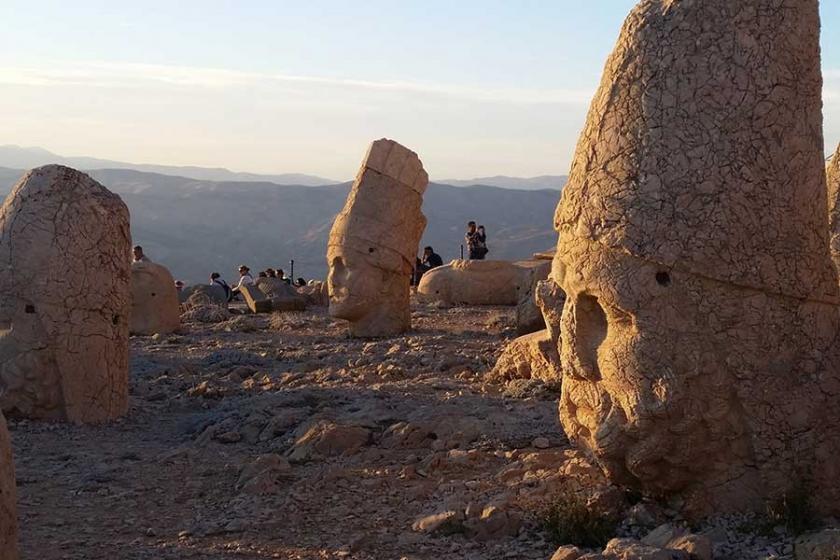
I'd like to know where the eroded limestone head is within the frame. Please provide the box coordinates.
[545,0,840,515]
[326,139,428,337]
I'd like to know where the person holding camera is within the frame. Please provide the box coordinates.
[465,221,488,260]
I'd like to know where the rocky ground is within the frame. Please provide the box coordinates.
[8,303,840,559]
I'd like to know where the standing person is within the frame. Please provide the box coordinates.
[210,272,232,301]
[132,245,151,263]
[231,265,255,297]
[464,221,488,260]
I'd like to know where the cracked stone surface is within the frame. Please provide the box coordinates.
[327,139,428,337]
[417,260,549,308]
[545,0,840,517]
[828,143,840,277]
[130,262,181,336]
[0,412,16,560]
[0,165,130,423]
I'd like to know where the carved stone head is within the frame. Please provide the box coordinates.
[327,139,428,337]
[546,0,840,516]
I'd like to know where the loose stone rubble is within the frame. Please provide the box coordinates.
[130,261,181,335]
[546,0,840,517]
[327,139,428,337]
[0,412,17,560]
[0,165,130,423]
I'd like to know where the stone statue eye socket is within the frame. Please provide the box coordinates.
[655,271,671,286]
[368,248,375,253]
[24,305,35,314]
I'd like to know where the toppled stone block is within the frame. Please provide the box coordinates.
[240,284,272,314]
[255,277,306,312]
[417,259,546,307]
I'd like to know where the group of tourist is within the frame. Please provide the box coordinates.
[135,218,490,295]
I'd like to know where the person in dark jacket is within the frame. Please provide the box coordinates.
[414,246,444,284]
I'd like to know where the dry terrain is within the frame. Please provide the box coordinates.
[11,304,564,559]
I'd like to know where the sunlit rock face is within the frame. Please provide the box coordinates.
[546,0,840,516]
[327,139,428,337]
[0,165,130,423]
[827,143,840,277]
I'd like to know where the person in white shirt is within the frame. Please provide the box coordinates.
[231,265,254,298]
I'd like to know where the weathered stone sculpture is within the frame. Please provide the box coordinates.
[0,412,17,560]
[327,139,428,337]
[130,261,180,335]
[827,143,840,276]
[255,277,307,311]
[0,165,130,423]
[417,259,549,308]
[546,0,840,516]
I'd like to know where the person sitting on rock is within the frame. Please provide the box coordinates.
[421,246,443,270]
[231,265,255,298]
[132,245,151,263]
[174,280,184,292]
[294,277,306,287]
[210,272,232,301]
[277,268,292,285]
[414,246,444,284]
[464,222,488,260]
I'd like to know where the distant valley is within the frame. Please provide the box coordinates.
[0,166,560,284]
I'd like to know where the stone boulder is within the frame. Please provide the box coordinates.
[255,277,306,311]
[130,261,180,335]
[0,165,130,423]
[488,329,561,383]
[0,412,17,560]
[549,0,840,516]
[327,139,428,337]
[417,259,547,307]
[179,284,228,307]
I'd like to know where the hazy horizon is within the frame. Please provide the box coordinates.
[2,1,839,180]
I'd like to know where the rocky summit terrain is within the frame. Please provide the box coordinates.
[10,304,560,559]
[10,302,835,560]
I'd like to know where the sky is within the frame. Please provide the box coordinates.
[1,1,839,181]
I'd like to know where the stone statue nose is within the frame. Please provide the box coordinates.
[562,293,607,382]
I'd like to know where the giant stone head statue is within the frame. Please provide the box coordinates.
[545,0,840,516]
[327,139,428,337]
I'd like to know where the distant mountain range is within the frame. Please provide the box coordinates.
[0,166,559,284]
[0,145,567,191]
[439,175,566,190]
[0,145,335,187]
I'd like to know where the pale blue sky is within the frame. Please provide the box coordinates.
[1,1,839,180]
